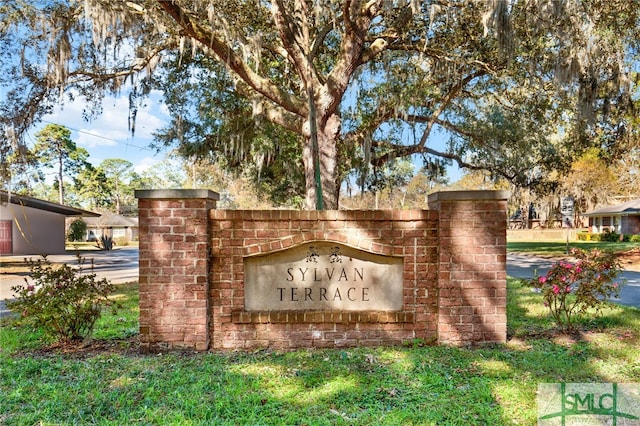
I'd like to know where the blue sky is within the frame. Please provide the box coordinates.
[27,89,463,186]
[28,90,172,177]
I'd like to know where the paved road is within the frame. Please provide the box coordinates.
[2,249,638,319]
[507,253,640,308]
[1,247,139,318]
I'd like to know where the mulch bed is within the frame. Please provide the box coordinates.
[15,336,141,359]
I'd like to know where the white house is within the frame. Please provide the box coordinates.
[0,190,99,255]
[81,211,139,243]
[583,198,640,235]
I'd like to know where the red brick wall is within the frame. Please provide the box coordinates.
[136,189,509,351]
[210,209,439,350]
[136,190,218,352]
[428,191,508,345]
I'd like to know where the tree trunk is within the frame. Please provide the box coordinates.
[115,181,121,215]
[303,113,340,210]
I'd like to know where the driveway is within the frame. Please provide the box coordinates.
[507,253,640,308]
[2,249,638,319]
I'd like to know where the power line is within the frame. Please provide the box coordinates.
[41,119,156,152]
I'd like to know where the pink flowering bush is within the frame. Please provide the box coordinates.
[530,248,624,332]
[7,256,118,343]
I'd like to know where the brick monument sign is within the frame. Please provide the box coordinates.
[135,189,508,351]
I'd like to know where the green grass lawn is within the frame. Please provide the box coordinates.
[1,281,639,425]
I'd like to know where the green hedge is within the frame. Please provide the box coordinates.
[577,231,640,242]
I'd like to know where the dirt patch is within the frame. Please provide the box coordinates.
[15,336,141,359]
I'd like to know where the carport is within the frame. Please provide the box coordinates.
[0,190,99,255]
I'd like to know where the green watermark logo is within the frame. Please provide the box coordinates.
[538,383,640,425]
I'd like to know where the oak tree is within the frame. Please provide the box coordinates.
[1,1,638,208]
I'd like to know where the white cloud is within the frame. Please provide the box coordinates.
[34,88,171,169]
[134,156,162,173]
[42,86,169,138]
[75,127,124,148]
[131,103,167,140]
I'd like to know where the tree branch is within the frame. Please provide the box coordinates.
[156,0,307,117]
[369,138,484,173]
[65,43,170,85]
[310,21,335,60]
[360,4,413,63]
[233,80,303,134]
[343,104,396,146]
[415,70,485,149]
[271,0,313,87]
[322,0,378,118]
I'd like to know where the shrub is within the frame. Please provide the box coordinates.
[7,256,118,343]
[630,234,640,243]
[576,231,591,241]
[97,235,114,250]
[588,233,603,242]
[67,219,87,242]
[601,229,623,242]
[529,248,624,333]
[577,231,632,242]
[113,236,130,246]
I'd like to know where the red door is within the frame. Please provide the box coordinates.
[0,220,12,254]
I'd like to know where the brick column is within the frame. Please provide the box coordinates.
[135,189,219,352]
[428,190,509,345]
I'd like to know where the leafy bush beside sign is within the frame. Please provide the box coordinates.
[7,256,119,343]
[529,248,624,332]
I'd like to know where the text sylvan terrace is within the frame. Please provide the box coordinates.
[244,243,403,311]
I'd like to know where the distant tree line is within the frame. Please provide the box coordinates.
[1,2,639,210]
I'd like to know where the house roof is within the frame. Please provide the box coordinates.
[0,190,101,217]
[584,198,640,216]
[83,211,138,227]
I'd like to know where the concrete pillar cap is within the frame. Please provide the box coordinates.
[134,189,220,201]
[428,190,510,203]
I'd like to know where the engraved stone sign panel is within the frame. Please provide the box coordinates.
[244,242,403,311]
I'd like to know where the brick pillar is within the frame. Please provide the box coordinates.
[135,189,219,352]
[428,190,509,345]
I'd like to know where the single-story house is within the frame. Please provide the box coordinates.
[583,198,640,235]
[80,211,138,242]
[0,190,100,255]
